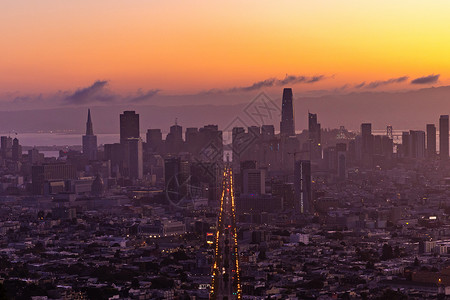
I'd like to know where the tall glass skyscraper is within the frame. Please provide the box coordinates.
[280,88,295,137]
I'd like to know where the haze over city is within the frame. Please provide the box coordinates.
[2,1,450,300]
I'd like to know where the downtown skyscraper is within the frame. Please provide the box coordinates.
[308,112,322,159]
[120,111,140,144]
[82,109,98,161]
[426,124,436,157]
[440,115,449,159]
[280,88,295,137]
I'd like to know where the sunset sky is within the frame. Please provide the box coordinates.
[1,0,449,106]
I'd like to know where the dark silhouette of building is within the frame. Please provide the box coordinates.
[440,115,449,159]
[409,130,426,159]
[32,163,77,195]
[401,131,410,158]
[104,143,123,177]
[28,148,44,165]
[91,175,104,196]
[272,181,294,210]
[294,160,312,214]
[120,111,140,144]
[426,124,436,157]
[82,109,98,160]
[261,125,275,140]
[146,129,163,153]
[280,88,295,137]
[197,125,223,162]
[166,122,183,154]
[164,157,190,203]
[190,162,221,202]
[123,138,143,180]
[336,143,347,180]
[242,168,266,195]
[361,123,373,167]
[12,138,22,162]
[185,127,199,154]
[232,127,246,168]
[1,136,12,159]
[308,112,322,159]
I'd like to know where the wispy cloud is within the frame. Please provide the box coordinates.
[129,89,160,103]
[203,74,328,94]
[354,82,366,89]
[411,74,440,84]
[62,81,161,105]
[355,76,409,89]
[64,80,115,104]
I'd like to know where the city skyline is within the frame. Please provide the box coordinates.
[3,2,450,299]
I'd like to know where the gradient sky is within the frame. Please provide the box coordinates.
[1,0,449,101]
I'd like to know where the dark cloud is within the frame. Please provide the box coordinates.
[354,82,366,89]
[129,89,160,103]
[411,74,440,84]
[364,76,409,89]
[333,84,350,93]
[278,75,324,85]
[204,74,327,94]
[233,78,277,92]
[65,80,114,104]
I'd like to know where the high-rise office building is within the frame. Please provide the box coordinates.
[232,127,246,168]
[308,112,322,159]
[280,88,295,137]
[242,168,266,195]
[28,148,44,165]
[164,157,190,202]
[381,136,394,160]
[294,160,312,214]
[323,146,337,171]
[336,143,347,180]
[120,111,140,144]
[308,113,321,144]
[1,136,12,159]
[32,163,77,195]
[82,109,98,161]
[124,138,143,180]
[409,130,426,159]
[11,138,22,162]
[361,123,373,167]
[248,126,261,137]
[185,127,199,153]
[146,129,163,153]
[440,115,449,159]
[426,124,436,157]
[401,131,410,157]
[261,125,275,140]
[166,123,183,154]
[197,125,223,163]
[104,143,123,178]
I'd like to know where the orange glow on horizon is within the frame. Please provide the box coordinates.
[1,1,449,95]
